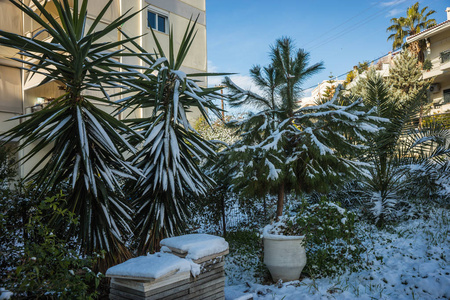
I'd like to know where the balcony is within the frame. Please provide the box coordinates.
[440,50,450,72]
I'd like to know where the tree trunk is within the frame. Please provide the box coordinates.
[276,182,285,220]
[419,104,423,129]
[263,195,267,221]
[221,191,226,238]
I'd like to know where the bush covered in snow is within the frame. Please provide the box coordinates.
[0,191,101,299]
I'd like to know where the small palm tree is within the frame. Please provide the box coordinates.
[0,0,142,269]
[357,70,430,224]
[387,2,436,61]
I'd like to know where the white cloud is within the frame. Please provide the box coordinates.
[207,60,218,73]
[386,8,404,17]
[379,0,407,7]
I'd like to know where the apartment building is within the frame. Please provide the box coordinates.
[406,7,450,115]
[0,0,207,177]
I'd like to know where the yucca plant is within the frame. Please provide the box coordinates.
[0,0,144,268]
[117,21,224,253]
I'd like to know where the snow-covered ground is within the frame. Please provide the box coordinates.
[225,208,450,300]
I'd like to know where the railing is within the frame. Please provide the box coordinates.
[421,112,450,128]
[440,50,450,64]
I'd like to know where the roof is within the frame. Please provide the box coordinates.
[407,19,450,43]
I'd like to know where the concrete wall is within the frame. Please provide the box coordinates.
[422,27,450,114]
[0,0,207,177]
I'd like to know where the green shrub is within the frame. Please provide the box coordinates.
[422,58,433,71]
[283,197,365,277]
[0,191,101,299]
[0,144,16,183]
[225,230,269,284]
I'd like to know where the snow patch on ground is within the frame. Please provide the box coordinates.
[225,208,450,299]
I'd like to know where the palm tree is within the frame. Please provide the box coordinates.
[356,70,430,225]
[271,38,324,118]
[0,0,142,269]
[225,38,385,218]
[225,38,324,217]
[387,2,436,61]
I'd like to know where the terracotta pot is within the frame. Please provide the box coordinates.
[263,233,306,282]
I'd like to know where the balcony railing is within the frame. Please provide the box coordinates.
[440,50,450,64]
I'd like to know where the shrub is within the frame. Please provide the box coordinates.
[0,191,101,299]
[422,58,433,71]
[224,230,268,284]
[273,197,365,277]
[0,144,16,184]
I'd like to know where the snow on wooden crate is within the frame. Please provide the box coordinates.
[105,252,190,281]
[160,233,229,262]
[106,234,228,300]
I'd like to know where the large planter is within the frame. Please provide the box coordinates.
[263,228,306,282]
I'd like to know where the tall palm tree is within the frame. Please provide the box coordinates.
[0,0,142,269]
[272,38,323,118]
[225,38,383,218]
[387,2,436,61]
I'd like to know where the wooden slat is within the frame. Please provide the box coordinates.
[191,269,224,286]
[151,287,189,300]
[199,256,224,269]
[164,246,188,258]
[107,268,178,281]
[110,288,145,300]
[190,276,224,293]
[212,290,226,300]
[193,267,224,282]
[111,271,190,293]
[200,261,225,274]
[193,249,229,264]
[188,281,225,299]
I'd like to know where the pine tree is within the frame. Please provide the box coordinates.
[319,73,338,103]
[387,50,430,103]
[387,50,431,125]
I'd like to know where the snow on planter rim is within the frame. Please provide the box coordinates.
[263,217,305,240]
[105,252,190,279]
[160,234,229,260]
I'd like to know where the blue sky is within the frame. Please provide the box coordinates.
[205,0,449,97]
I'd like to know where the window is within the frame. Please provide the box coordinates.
[147,10,167,33]
[440,50,450,64]
[444,89,450,104]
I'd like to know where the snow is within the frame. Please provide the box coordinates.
[225,208,450,300]
[262,218,305,240]
[160,234,229,260]
[265,159,280,181]
[186,258,201,277]
[105,252,190,279]
[0,289,12,300]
